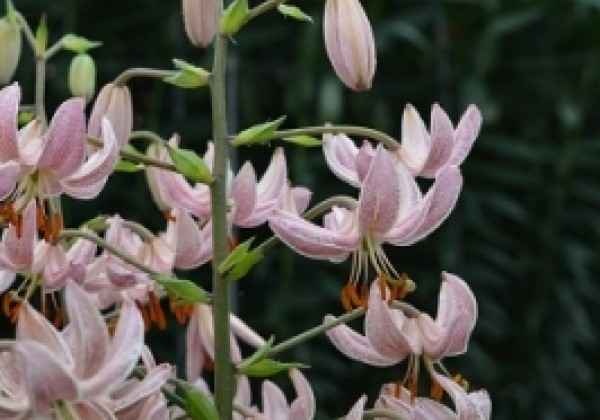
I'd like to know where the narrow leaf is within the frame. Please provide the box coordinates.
[62,34,102,53]
[218,237,255,274]
[232,116,286,146]
[152,274,209,304]
[167,146,213,184]
[181,383,219,420]
[238,359,308,378]
[277,4,313,23]
[228,249,262,281]
[281,135,322,147]
[220,0,249,36]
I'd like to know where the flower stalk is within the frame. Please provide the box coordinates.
[272,125,401,150]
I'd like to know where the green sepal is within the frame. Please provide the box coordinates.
[228,249,262,281]
[232,116,286,146]
[238,358,309,378]
[218,237,255,274]
[180,382,219,420]
[81,215,107,230]
[114,160,143,172]
[277,4,313,23]
[166,146,213,184]
[219,0,249,36]
[237,336,275,370]
[164,59,210,89]
[152,274,210,304]
[34,14,47,54]
[62,34,102,53]
[281,135,322,147]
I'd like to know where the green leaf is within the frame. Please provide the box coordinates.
[238,358,308,378]
[62,34,102,53]
[181,383,219,420]
[220,0,249,36]
[164,59,209,89]
[152,274,209,304]
[232,116,286,146]
[228,249,262,281]
[277,4,313,23]
[35,14,47,53]
[218,237,255,274]
[114,160,143,172]
[281,135,322,147]
[166,146,213,184]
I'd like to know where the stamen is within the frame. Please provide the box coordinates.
[340,283,353,312]
[2,293,13,318]
[430,379,444,401]
[163,210,177,222]
[136,301,151,331]
[148,291,167,330]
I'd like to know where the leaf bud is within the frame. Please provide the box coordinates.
[68,53,96,102]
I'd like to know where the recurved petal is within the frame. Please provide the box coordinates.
[344,395,367,420]
[291,186,312,214]
[64,281,109,380]
[262,380,289,418]
[399,103,430,174]
[14,341,79,415]
[395,165,463,246]
[269,210,359,262]
[441,272,477,357]
[358,146,400,236]
[420,103,455,178]
[80,298,144,398]
[365,282,419,360]
[323,133,360,187]
[450,105,482,166]
[110,364,172,412]
[174,210,212,270]
[61,118,119,199]
[325,315,397,367]
[1,200,36,270]
[256,147,287,203]
[16,302,73,368]
[0,82,20,161]
[288,369,315,420]
[433,373,490,420]
[0,161,19,201]
[88,83,133,149]
[231,162,258,224]
[37,98,86,178]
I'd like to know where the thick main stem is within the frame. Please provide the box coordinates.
[210,14,233,420]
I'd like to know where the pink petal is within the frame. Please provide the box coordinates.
[64,281,109,380]
[0,83,20,161]
[110,364,172,412]
[450,105,482,166]
[80,299,144,398]
[88,83,133,149]
[355,141,375,182]
[256,147,287,204]
[291,186,311,214]
[0,161,19,201]
[185,305,206,382]
[72,401,117,420]
[441,272,477,356]
[61,118,119,199]
[230,313,266,349]
[433,373,484,419]
[358,146,401,236]
[37,98,86,179]
[365,282,419,359]
[14,341,79,415]
[288,369,315,420]
[325,315,398,367]
[344,395,367,420]
[421,103,455,178]
[174,211,212,270]
[231,162,258,224]
[16,302,73,367]
[262,380,289,418]
[0,270,16,294]
[1,200,36,270]
[322,133,360,186]
[268,210,359,262]
[17,119,44,166]
[399,103,430,174]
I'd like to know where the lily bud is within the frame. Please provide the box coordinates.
[68,53,96,102]
[182,0,216,48]
[323,0,376,91]
[0,14,21,84]
[88,82,133,148]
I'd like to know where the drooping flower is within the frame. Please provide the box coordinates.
[323,0,376,91]
[182,0,217,48]
[88,82,133,149]
[325,272,477,366]
[269,145,462,304]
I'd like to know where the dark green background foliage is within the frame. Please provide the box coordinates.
[5,0,600,418]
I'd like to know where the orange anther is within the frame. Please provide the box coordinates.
[340,284,353,312]
[163,210,177,222]
[2,293,13,318]
[430,379,444,401]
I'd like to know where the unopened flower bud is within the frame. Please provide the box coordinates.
[88,82,132,148]
[323,0,376,91]
[68,53,96,102]
[182,0,216,48]
[0,15,21,84]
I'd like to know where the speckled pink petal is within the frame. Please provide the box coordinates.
[256,147,287,203]
[37,98,86,179]
[173,210,212,270]
[399,103,430,174]
[288,369,315,420]
[231,162,257,223]
[0,83,20,161]
[450,105,482,166]
[344,395,367,420]
[421,103,455,178]
[441,272,477,356]
[1,200,35,270]
[325,314,398,367]
[262,380,289,418]
[358,146,400,236]
[323,133,360,186]
[0,161,19,201]
[269,210,359,262]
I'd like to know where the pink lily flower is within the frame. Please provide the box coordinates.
[269,145,462,285]
[376,375,491,420]
[0,281,149,418]
[325,272,477,366]
[396,103,482,178]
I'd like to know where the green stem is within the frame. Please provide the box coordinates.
[272,125,401,151]
[34,53,46,125]
[247,0,290,21]
[363,409,407,419]
[267,307,365,357]
[129,130,166,145]
[113,68,177,87]
[210,0,233,414]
